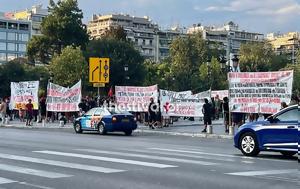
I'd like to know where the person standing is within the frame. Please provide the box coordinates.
[148,98,157,129]
[25,99,34,126]
[214,95,221,120]
[0,98,7,125]
[223,97,230,133]
[202,98,212,133]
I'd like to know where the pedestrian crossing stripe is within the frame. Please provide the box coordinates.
[34,150,177,168]
[75,149,218,166]
[0,153,125,173]
[225,169,298,176]
[0,177,16,184]
[0,163,72,178]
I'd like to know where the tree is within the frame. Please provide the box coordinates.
[101,26,127,41]
[281,63,300,94]
[296,49,300,64]
[199,57,227,91]
[85,39,145,88]
[49,46,87,87]
[27,0,89,64]
[239,41,275,72]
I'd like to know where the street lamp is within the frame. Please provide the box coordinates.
[206,58,212,90]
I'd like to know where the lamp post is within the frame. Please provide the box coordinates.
[206,58,212,90]
[124,64,129,85]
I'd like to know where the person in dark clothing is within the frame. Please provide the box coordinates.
[40,97,47,121]
[148,98,157,129]
[202,98,212,133]
[223,97,229,133]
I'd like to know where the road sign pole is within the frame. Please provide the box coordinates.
[97,87,100,107]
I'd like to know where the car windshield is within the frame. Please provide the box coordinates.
[107,108,130,115]
[84,108,96,116]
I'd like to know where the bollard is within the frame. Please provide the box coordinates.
[42,119,46,127]
[207,125,213,134]
[5,118,9,125]
[229,126,235,135]
[59,121,64,127]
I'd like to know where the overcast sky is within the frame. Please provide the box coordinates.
[1,0,300,34]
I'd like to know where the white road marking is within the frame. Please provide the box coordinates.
[75,149,217,166]
[149,148,295,163]
[149,148,235,157]
[0,163,72,178]
[225,169,298,176]
[0,177,16,185]
[0,153,124,173]
[19,182,55,189]
[34,151,177,168]
[124,149,235,162]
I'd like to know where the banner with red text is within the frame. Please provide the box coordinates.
[228,71,293,114]
[46,80,81,112]
[115,85,158,112]
[160,90,211,117]
[11,81,39,110]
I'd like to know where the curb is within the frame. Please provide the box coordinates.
[0,125,72,129]
[134,129,233,139]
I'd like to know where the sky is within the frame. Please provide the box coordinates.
[1,0,300,34]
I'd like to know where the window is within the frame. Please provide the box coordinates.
[18,44,26,52]
[0,42,6,50]
[19,33,29,42]
[0,53,6,62]
[0,21,6,29]
[19,24,29,31]
[7,53,16,61]
[7,32,16,41]
[276,108,298,121]
[94,109,103,116]
[84,108,96,116]
[7,43,16,51]
[0,32,6,40]
[8,22,18,30]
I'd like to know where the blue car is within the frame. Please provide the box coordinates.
[234,105,299,157]
[74,107,137,136]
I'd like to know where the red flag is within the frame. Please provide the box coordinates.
[108,86,113,97]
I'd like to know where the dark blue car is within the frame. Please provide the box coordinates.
[74,107,137,136]
[234,105,299,157]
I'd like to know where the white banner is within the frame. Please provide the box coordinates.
[160,90,211,117]
[212,90,228,100]
[46,80,82,112]
[115,85,158,112]
[228,71,293,114]
[10,81,39,110]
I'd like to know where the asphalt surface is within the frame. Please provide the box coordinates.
[0,127,298,189]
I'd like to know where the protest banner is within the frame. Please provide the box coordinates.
[228,71,293,114]
[115,85,158,112]
[212,90,228,100]
[10,81,39,110]
[46,80,81,112]
[160,90,211,117]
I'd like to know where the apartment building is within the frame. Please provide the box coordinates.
[0,16,31,64]
[267,32,299,64]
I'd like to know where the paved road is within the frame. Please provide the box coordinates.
[0,128,298,189]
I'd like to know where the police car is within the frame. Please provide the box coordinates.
[234,105,299,157]
[74,107,137,136]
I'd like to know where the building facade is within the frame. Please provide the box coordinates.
[0,17,31,64]
[187,22,264,59]
[87,14,184,62]
[267,32,299,64]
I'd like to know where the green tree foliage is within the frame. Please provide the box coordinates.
[169,33,225,92]
[27,0,89,64]
[0,60,49,97]
[281,63,300,94]
[296,49,300,64]
[49,46,87,87]
[199,57,227,91]
[101,26,127,41]
[239,41,289,72]
[85,39,145,87]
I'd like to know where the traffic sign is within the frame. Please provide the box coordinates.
[93,83,105,88]
[89,58,110,83]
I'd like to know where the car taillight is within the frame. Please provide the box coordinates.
[112,117,117,123]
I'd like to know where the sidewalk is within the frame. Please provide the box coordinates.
[136,118,235,139]
[0,118,235,139]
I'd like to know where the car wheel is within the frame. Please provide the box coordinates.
[98,123,107,135]
[239,132,260,156]
[280,151,296,157]
[74,122,82,134]
[125,130,132,136]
